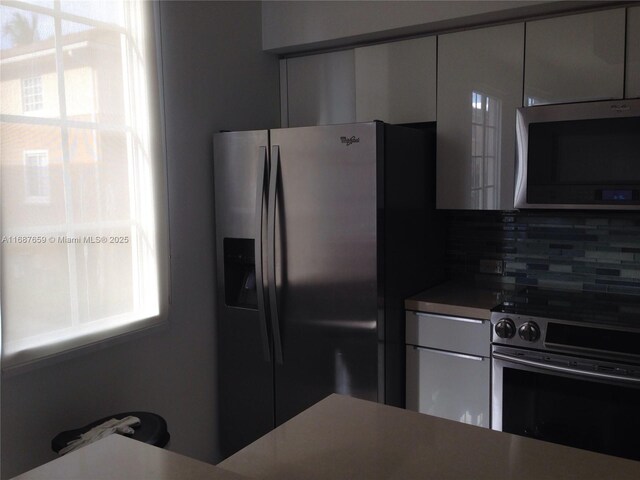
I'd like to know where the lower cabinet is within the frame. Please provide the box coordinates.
[405,311,490,428]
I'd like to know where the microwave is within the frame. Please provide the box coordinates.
[515,99,640,210]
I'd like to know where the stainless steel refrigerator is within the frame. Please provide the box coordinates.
[214,122,443,457]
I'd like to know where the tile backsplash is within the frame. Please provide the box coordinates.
[446,211,640,295]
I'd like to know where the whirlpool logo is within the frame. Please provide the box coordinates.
[340,136,360,146]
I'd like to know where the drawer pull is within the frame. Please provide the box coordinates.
[413,345,485,362]
[414,312,485,324]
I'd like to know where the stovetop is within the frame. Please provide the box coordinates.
[492,287,640,329]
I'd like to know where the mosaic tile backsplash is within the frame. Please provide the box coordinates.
[446,211,640,296]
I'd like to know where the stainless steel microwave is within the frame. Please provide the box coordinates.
[515,99,640,210]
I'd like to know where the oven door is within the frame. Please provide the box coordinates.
[492,346,640,461]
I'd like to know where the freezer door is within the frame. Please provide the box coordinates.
[270,123,381,425]
[213,130,275,457]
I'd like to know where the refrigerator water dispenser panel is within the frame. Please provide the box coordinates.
[223,238,257,309]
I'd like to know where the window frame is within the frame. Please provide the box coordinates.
[0,0,171,373]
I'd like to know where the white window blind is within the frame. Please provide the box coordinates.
[0,0,169,369]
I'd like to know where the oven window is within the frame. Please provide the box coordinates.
[502,367,640,461]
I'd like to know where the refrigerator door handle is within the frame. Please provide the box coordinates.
[268,145,284,364]
[255,147,271,362]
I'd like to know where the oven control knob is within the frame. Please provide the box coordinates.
[518,322,540,342]
[495,318,516,339]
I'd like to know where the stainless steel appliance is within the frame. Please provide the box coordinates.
[491,288,640,461]
[213,122,443,458]
[515,98,640,210]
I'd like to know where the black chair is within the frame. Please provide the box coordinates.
[52,411,170,454]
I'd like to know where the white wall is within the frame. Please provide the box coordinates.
[262,0,608,53]
[0,2,280,478]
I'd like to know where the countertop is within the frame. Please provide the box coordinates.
[219,393,640,480]
[404,280,512,320]
[11,435,248,480]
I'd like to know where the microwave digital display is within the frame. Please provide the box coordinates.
[600,189,635,201]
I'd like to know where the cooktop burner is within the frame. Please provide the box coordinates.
[492,287,640,329]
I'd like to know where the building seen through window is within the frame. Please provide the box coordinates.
[21,75,43,112]
[23,150,50,203]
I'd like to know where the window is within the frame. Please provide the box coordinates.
[22,76,43,112]
[471,91,502,209]
[24,150,50,203]
[0,1,169,369]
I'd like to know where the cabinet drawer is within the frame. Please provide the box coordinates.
[405,311,490,357]
[406,345,490,427]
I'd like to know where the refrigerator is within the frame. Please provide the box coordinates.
[213,121,443,457]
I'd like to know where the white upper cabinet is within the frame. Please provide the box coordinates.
[284,50,356,128]
[437,23,524,210]
[627,7,640,99]
[524,9,625,106]
[355,36,437,124]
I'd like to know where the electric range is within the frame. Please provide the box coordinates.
[490,287,640,461]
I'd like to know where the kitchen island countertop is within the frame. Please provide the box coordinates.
[219,393,640,480]
[10,434,249,480]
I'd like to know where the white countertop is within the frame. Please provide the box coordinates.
[405,280,512,319]
[11,435,248,480]
[219,394,640,480]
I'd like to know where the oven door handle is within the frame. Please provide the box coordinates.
[492,352,640,384]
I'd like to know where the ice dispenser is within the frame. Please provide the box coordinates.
[223,238,257,309]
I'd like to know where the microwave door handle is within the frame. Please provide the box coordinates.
[492,352,640,384]
[255,146,271,362]
[514,110,528,209]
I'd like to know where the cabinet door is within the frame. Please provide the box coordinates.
[524,9,625,105]
[355,36,436,124]
[437,23,524,210]
[285,50,355,127]
[406,345,490,427]
[627,7,640,99]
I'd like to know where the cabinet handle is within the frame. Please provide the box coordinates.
[414,312,485,324]
[413,345,485,362]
